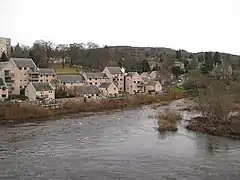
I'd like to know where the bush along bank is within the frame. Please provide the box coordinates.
[0,92,185,124]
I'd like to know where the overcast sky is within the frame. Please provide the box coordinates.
[0,0,239,54]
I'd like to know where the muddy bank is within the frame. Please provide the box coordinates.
[186,117,240,139]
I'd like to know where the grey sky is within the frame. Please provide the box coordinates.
[1,0,239,54]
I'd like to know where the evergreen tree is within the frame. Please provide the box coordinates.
[213,52,221,65]
[0,52,9,62]
[12,43,24,58]
[176,50,182,60]
[142,60,151,72]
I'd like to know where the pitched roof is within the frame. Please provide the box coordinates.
[126,72,139,77]
[141,72,149,77]
[84,72,108,78]
[37,68,56,74]
[106,67,123,74]
[0,62,9,69]
[146,81,160,86]
[58,75,85,83]
[11,58,37,68]
[98,82,112,88]
[0,77,6,86]
[31,82,54,91]
[74,85,101,95]
[142,77,150,82]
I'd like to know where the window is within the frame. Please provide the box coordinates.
[71,82,73,85]
[24,67,27,70]
[40,80,43,82]
[130,86,132,88]
[89,78,92,80]
[46,75,49,77]
[134,81,136,83]
[46,79,49,82]
[114,88,116,90]
[120,79,122,81]
[63,82,66,85]
[89,82,92,85]
[20,80,22,82]
[19,67,22,70]
[24,80,26,82]
[40,92,43,94]
[52,74,55,77]
[137,81,140,83]
[95,78,97,80]
[95,82,97,85]
[25,86,27,89]
[120,88,122,90]
[2,94,7,98]
[49,91,52,93]
[40,75,43,77]
[24,74,26,75]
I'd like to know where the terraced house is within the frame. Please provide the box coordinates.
[25,82,55,101]
[29,68,57,83]
[103,67,124,92]
[57,75,86,89]
[83,72,109,86]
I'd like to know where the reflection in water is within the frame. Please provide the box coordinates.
[0,100,240,180]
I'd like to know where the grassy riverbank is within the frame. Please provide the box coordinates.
[0,92,185,124]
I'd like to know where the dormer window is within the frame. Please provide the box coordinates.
[24,67,27,70]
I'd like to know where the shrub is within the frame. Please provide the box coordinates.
[156,109,181,132]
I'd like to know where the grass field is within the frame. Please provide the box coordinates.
[48,64,80,75]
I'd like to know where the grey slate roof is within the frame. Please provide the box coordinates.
[31,82,54,91]
[84,72,108,78]
[106,67,123,74]
[146,81,159,86]
[126,72,138,77]
[142,77,150,82]
[98,82,112,88]
[58,75,85,83]
[37,68,56,74]
[11,58,37,68]
[141,72,149,77]
[0,62,9,69]
[74,85,101,95]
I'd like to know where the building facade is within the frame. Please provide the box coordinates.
[125,72,144,94]
[0,37,11,57]
[103,67,124,92]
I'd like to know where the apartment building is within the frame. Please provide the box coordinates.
[98,82,119,97]
[125,72,144,94]
[0,58,37,94]
[83,72,109,86]
[103,67,124,92]
[144,81,162,94]
[29,68,57,83]
[58,75,86,89]
[25,82,55,101]
[0,37,11,57]
[0,77,8,99]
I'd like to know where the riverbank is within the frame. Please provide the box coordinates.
[186,116,240,139]
[0,92,185,124]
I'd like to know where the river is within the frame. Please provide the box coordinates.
[0,99,240,180]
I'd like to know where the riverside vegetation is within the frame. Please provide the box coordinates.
[0,92,185,124]
[183,70,240,139]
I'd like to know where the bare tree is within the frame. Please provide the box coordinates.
[55,44,69,68]
[198,79,233,124]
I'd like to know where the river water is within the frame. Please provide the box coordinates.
[0,100,240,180]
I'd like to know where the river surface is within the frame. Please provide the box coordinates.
[0,99,240,180]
